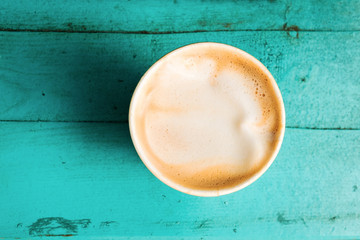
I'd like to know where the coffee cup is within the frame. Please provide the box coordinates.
[129,42,285,196]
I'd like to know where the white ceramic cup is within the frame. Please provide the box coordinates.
[129,42,285,197]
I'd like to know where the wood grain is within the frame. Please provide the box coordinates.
[1,0,360,32]
[1,1,359,239]
[0,122,359,238]
[1,31,359,128]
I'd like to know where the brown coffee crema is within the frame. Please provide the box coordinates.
[130,43,284,191]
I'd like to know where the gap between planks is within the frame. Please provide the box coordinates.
[1,28,360,34]
[0,120,358,131]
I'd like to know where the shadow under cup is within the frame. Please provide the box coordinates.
[129,42,285,197]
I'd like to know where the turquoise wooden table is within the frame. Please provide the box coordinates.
[1,1,360,239]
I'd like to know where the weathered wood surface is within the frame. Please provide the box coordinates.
[1,0,360,239]
[1,0,360,32]
[0,122,359,239]
[1,31,359,128]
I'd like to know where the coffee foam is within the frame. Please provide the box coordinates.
[130,43,284,191]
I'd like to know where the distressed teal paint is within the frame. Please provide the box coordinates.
[1,0,360,32]
[1,31,359,128]
[1,0,360,239]
[0,123,359,238]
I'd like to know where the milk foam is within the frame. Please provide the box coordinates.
[130,43,284,191]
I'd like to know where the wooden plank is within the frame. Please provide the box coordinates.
[1,31,359,128]
[0,122,359,238]
[1,0,360,32]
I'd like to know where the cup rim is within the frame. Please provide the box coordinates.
[129,42,286,197]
